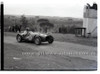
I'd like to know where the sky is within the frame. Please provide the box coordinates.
[1,0,98,18]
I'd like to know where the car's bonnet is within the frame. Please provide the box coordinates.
[30,32,48,37]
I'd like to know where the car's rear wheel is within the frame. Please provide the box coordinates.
[47,36,54,44]
[16,35,22,42]
[34,37,41,45]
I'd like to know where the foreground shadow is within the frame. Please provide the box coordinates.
[22,41,50,46]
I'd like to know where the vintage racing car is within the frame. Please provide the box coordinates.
[16,31,54,45]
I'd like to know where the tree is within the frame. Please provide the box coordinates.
[20,15,28,29]
[37,19,54,33]
[39,22,54,33]
[37,19,49,23]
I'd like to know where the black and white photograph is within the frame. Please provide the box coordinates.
[0,0,98,71]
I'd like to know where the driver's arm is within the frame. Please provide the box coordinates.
[23,30,27,35]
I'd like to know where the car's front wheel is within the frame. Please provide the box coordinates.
[34,37,41,45]
[47,36,54,44]
[16,35,22,42]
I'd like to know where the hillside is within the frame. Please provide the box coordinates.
[4,15,83,27]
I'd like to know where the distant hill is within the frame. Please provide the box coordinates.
[4,15,83,33]
[4,15,83,27]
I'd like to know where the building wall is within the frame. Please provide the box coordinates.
[83,5,97,37]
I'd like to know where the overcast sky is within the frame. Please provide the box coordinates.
[2,0,98,18]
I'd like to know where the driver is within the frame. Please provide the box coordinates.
[23,27,30,37]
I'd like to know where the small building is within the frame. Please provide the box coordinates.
[83,3,97,37]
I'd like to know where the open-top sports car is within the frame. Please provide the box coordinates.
[16,31,54,45]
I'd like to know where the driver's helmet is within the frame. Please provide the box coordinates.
[26,27,30,31]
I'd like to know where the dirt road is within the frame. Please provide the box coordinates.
[4,36,97,70]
